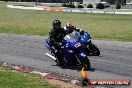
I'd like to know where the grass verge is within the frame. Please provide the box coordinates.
[0,68,58,88]
[0,2,132,41]
[0,65,80,88]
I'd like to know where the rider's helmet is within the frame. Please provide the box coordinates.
[65,21,75,33]
[66,21,73,29]
[52,20,61,29]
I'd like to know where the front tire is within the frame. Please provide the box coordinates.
[82,57,90,70]
[89,43,100,56]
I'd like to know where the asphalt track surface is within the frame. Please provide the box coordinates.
[0,34,132,85]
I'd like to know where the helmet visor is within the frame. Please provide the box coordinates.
[54,24,61,29]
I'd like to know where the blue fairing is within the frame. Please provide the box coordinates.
[81,32,91,43]
[44,31,89,64]
[62,32,87,61]
[44,39,50,49]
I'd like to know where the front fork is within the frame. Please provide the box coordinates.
[75,52,87,66]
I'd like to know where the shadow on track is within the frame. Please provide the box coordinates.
[52,64,95,72]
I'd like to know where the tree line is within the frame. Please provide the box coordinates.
[1,0,126,4]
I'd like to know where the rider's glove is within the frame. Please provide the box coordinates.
[80,30,84,36]
[61,39,67,45]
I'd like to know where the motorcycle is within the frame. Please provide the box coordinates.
[77,31,100,56]
[45,31,90,69]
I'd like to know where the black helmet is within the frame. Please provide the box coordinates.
[52,20,61,27]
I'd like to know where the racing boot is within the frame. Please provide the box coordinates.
[56,54,64,66]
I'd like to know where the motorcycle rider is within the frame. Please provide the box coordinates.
[64,21,84,36]
[48,20,67,66]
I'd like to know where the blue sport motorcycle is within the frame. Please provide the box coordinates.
[45,31,90,69]
[77,31,100,56]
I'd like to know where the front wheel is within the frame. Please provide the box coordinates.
[82,57,91,70]
[89,43,100,56]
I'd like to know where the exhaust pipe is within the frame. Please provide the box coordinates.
[46,53,57,60]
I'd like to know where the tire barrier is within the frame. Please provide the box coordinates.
[43,8,64,12]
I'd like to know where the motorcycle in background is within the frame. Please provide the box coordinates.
[77,31,100,56]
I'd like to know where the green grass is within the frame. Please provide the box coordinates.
[0,2,34,7]
[117,9,132,12]
[0,70,58,88]
[0,2,132,41]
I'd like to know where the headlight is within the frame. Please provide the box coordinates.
[68,50,75,54]
[80,53,86,57]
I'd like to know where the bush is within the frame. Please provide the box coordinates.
[62,3,75,8]
[116,4,121,9]
[71,4,75,8]
[96,3,104,9]
[87,4,93,8]
[68,3,75,8]
[78,5,84,8]
[62,3,67,7]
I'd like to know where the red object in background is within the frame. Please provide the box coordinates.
[16,67,31,73]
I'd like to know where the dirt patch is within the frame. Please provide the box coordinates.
[47,79,81,88]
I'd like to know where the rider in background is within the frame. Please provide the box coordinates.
[64,21,84,36]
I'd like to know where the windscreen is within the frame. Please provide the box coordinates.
[64,31,78,42]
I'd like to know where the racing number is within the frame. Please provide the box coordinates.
[74,43,81,48]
